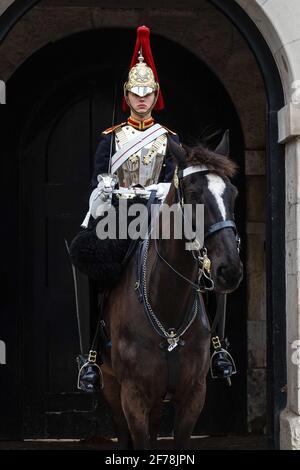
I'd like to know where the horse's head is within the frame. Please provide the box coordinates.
[168,132,243,293]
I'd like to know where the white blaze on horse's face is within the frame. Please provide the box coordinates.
[206,174,226,220]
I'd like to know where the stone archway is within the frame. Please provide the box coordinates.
[1,0,300,449]
[231,0,300,451]
[5,26,247,439]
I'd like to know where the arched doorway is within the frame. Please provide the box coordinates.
[5,27,246,439]
[0,0,286,448]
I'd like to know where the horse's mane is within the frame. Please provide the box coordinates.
[183,144,237,178]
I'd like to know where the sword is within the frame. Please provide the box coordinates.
[108,82,117,174]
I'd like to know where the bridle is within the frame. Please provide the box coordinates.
[135,164,241,351]
[177,165,240,245]
[156,164,241,292]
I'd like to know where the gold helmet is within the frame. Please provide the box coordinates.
[122,26,164,111]
[124,51,158,98]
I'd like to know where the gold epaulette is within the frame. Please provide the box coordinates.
[102,122,126,135]
[162,125,177,136]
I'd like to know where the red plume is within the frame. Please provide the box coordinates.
[122,26,165,112]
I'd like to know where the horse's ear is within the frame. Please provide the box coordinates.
[215,129,230,156]
[167,136,186,169]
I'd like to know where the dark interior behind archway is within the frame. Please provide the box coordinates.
[6,27,246,438]
[8,27,244,155]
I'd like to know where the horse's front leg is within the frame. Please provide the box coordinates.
[120,379,151,450]
[102,372,133,450]
[173,379,207,450]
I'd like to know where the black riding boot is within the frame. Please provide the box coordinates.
[77,352,103,392]
[210,348,236,379]
[77,291,107,393]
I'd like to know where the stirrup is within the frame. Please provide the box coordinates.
[210,348,237,380]
[76,351,104,393]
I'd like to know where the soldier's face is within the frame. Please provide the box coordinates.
[127,91,156,116]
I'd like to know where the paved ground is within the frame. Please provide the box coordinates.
[0,435,267,451]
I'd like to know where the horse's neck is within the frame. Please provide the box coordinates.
[147,228,198,329]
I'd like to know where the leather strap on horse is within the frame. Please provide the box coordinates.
[209,293,237,384]
[162,346,181,403]
[135,235,209,402]
[162,292,208,403]
[121,189,158,269]
[66,239,106,357]
[163,293,228,401]
[211,293,227,342]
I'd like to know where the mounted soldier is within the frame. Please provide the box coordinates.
[69,25,237,395]
[81,25,180,229]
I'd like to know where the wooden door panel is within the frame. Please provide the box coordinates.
[47,100,91,184]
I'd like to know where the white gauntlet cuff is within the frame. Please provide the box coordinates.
[81,174,118,227]
[145,182,171,202]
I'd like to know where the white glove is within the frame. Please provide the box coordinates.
[145,182,171,201]
[81,174,118,227]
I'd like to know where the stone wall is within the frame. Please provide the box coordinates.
[0,0,14,16]
[0,0,267,432]
[234,0,300,450]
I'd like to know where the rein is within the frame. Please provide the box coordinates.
[136,238,202,351]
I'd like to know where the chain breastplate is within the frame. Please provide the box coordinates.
[115,125,167,187]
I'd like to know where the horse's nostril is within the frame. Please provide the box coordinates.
[217,264,242,285]
[217,265,227,278]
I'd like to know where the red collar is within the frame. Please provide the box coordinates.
[127,116,154,130]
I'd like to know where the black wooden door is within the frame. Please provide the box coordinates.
[21,78,117,438]
[6,28,247,438]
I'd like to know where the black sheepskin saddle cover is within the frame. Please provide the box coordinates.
[69,197,148,288]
